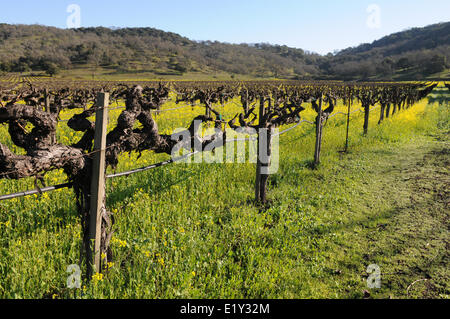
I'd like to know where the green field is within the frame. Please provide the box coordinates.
[0,85,448,299]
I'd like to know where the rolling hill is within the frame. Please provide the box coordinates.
[0,22,448,80]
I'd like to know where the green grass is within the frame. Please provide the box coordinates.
[0,86,448,299]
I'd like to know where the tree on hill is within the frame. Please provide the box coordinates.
[43,62,59,77]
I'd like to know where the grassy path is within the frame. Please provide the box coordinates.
[309,132,449,298]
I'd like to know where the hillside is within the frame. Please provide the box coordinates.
[329,22,450,80]
[0,22,448,80]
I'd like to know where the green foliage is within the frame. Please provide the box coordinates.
[44,62,59,77]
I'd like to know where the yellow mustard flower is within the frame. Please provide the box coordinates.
[92,272,103,283]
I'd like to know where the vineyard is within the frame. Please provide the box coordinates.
[0,78,448,298]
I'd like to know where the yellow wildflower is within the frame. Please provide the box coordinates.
[92,272,103,283]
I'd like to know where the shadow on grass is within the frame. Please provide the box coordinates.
[105,165,203,208]
[303,206,398,238]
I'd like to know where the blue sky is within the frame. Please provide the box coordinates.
[1,0,449,55]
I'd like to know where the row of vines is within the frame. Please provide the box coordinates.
[0,79,440,278]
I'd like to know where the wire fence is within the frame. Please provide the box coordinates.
[57,103,205,122]
[0,182,72,201]
[0,101,382,201]
[57,97,243,122]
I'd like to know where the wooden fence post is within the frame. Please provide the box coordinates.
[259,128,272,203]
[44,89,50,113]
[44,88,57,144]
[205,103,211,118]
[255,95,265,202]
[314,95,323,166]
[344,98,351,153]
[88,92,109,277]
[378,103,386,124]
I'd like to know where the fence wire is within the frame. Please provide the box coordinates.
[0,103,384,201]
